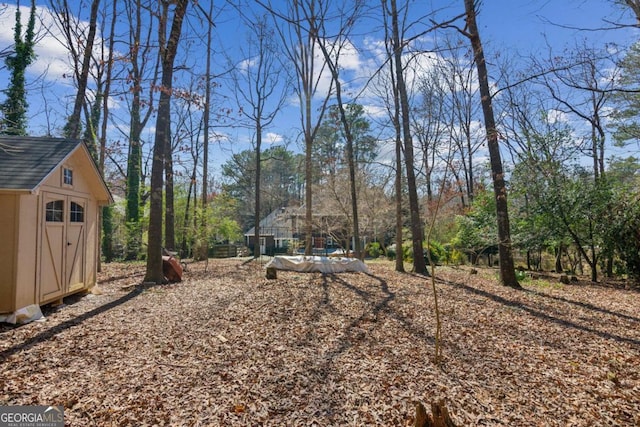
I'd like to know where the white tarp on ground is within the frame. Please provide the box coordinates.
[0,304,45,325]
[265,255,370,273]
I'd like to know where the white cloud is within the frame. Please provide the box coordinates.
[238,57,257,73]
[0,4,106,83]
[362,104,388,119]
[547,109,569,124]
[307,37,365,101]
[334,38,361,72]
[265,132,284,144]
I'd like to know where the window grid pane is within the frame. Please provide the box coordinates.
[70,202,84,223]
[46,200,64,222]
[63,168,73,185]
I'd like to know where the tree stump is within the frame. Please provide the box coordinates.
[414,400,456,427]
[266,267,277,280]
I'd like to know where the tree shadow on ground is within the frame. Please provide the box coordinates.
[0,282,163,362]
[524,288,640,324]
[438,277,640,347]
[294,271,441,363]
[291,271,436,422]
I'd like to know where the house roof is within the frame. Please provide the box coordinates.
[244,205,345,237]
[244,206,302,237]
[0,135,112,203]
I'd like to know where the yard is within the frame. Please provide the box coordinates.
[1,259,638,426]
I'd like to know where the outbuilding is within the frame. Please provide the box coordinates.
[0,136,112,315]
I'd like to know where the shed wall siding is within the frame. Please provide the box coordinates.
[86,194,99,287]
[15,194,38,309]
[0,194,18,313]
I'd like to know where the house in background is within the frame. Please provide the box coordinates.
[0,136,112,315]
[245,206,300,255]
[244,206,341,255]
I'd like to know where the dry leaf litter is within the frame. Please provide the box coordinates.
[1,259,638,426]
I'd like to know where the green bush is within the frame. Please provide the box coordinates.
[402,242,414,262]
[388,240,467,265]
[367,242,382,258]
[399,241,445,265]
[515,269,528,282]
[424,240,446,265]
[447,248,466,265]
[386,245,396,260]
[438,243,464,265]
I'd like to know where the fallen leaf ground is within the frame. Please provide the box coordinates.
[1,259,639,426]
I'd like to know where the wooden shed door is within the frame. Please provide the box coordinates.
[66,198,86,292]
[41,195,65,301]
[41,194,87,301]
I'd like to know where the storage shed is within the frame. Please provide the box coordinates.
[0,136,112,315]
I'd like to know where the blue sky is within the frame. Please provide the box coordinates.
[479,0,633,51]
[0,0,637,178]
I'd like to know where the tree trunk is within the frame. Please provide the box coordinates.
[124,0,152,261]
[254,122,262,258]
[590,238,598,282]
[555,244,563,273]
[315,44,362,259]
[305,130,313,255]
[463,0,520,288]
[390,50,405,272]
[125,126,142,260]
[383,10,405,273]
[181,173,195,258]
[164,135,176,251]
[394,106,405,272]
[65,0,100,139]
[414,400,456,427]
[390,0,426,275]
[99,0,117,267]
[145,0,188,284]
[201,0,213,252]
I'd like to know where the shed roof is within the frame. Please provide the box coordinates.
[0,136,112,203]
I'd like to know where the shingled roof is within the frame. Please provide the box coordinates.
[0,136,85,191]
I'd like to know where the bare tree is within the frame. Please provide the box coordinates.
[48,0,101,139]
[371,7,406,272]
[171,78,204,258]
[145,0,189,284]
[312,1,367,259]
[461,0,519,288]
[385,0,428,275]
[198,1,214,259]
[440,39,484,207]
[99,0,118,264]
[618,0,640,25]
[123,0,161,260]
[412,63,448,205]
[258,0,334,255]
[233,13,289,258]
[532,43,618,180]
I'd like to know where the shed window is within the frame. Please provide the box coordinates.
[63,168,73,186]
[70,202,84,223]
[46,200,64,222]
